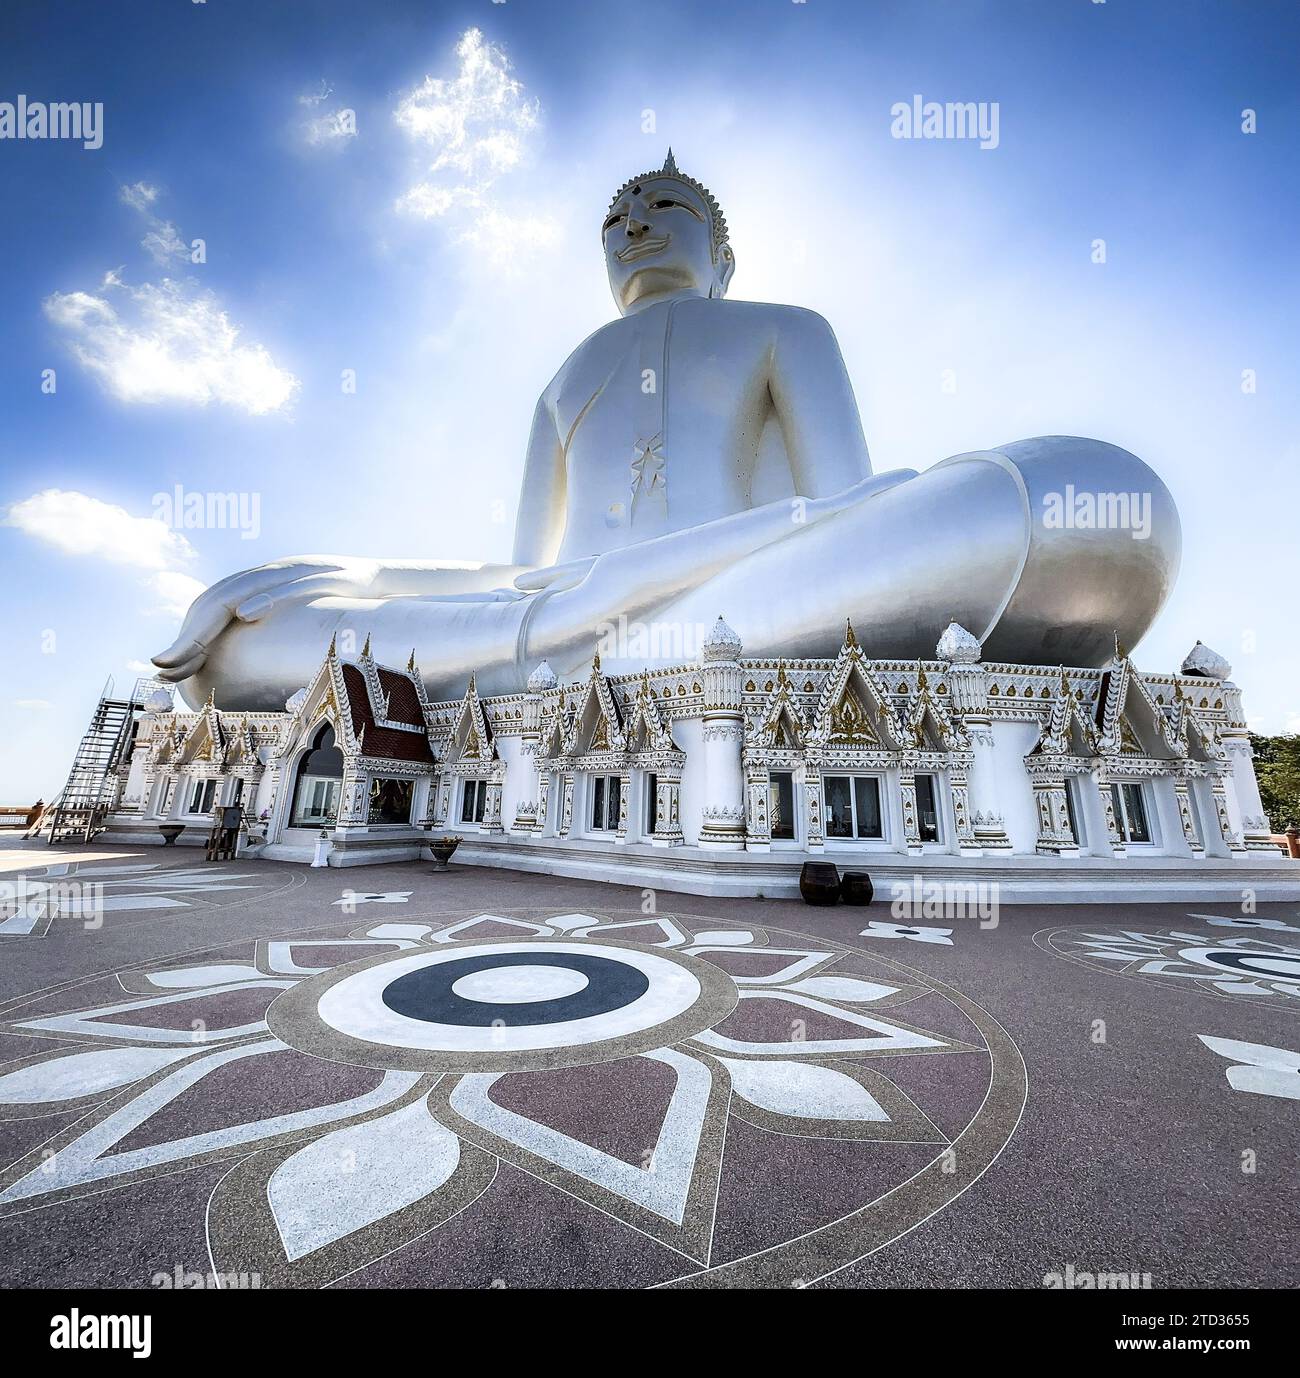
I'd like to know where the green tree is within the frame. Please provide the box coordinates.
[1249,732,1300,831]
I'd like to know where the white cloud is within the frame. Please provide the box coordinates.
[13,699,52,711]
[3,490,206,619]
[125,659,155,674]
[44,277,299,415]
[149,571,207,617]
[120,181,159,212]
[298,80,357,147]
[4,489,194,570]
[393,28,555,266]
[120,181,187,266]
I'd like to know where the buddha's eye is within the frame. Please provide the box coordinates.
[651,199,678,210]
[602,213,625,232]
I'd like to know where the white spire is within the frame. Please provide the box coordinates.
[936,621,981,665]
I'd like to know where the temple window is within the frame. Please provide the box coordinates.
[369,777,414,825]
[915,773,941,843]
[290,724,343,827]
[769,770,796,840]
[591,774,621,832]
[644,772,658,834]
[187,779,217,815]
[1064,779,1084,845]
[823,774,884,840]
[1110,782,1153,844]
[230,778,244,806]
[460,779,488,824]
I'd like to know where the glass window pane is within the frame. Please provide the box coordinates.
[854,776,883,838]
[1110,783,1125,840]
[474,782,486,822]
[592,776,605,829]
[1122,783,1150,842]
[1064,780,1079,843]
[609,776,621,830]
[824,777,853,838]
[770,771,795,840]
[645,773,658,834]
[369,777,413,825]
[460,782,476,823]
[914,774,939,842]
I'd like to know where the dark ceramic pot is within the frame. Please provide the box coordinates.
[429,837,460,871]
[799,860,841,906]
[840,870,874,906]
[158,824,185,846]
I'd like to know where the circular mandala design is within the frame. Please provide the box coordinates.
[0,906,1026,1289]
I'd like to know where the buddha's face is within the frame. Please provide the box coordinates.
[603,176,734,314]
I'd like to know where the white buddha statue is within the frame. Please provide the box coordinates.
[154,151,1180,708]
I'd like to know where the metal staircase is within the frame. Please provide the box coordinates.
[46,677,145,844]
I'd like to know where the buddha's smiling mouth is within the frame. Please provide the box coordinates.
[616,235,670,263]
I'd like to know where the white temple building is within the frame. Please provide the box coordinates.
[86,619,1294,903]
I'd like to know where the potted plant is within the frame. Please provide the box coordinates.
[428,834,462,871]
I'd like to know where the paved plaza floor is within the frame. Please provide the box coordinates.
[0,842,1296,1290]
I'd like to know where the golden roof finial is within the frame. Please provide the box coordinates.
[407,648,417,673]
[593,646,601,673]
[845,618,858,649]
[915,660,928,691]
[361,632,371,659]
[327,631,337,657]
[467,672,476,695]
[1113,630,1127,662]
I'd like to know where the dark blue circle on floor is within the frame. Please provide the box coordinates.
[1201,949,1300,980]
[381,951,651,1027]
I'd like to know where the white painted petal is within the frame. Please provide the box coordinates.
[0,1046,198,1104]
[783,976,899,1003]
[363,923,432,940]
[143,964,266,989]
[687,930,755,948]
[720,1057,889,1122]
[1199,1035,1300,1100]
[268,1097,460,1261]
[545,913,601,932]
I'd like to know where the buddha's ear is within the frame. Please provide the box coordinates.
[712,242,735,297]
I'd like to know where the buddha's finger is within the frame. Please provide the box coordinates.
[235,593,274,622]
[152,649,208,682]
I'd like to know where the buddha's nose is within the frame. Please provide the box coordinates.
[626,215,650,239]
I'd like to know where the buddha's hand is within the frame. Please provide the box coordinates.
[151,556,382,682]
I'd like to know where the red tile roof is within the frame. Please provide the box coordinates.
[341,664,434,764]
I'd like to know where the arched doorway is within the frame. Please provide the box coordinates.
[290,724,344,827]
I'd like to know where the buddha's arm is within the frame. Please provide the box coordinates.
[769,309,874,496]
[511,394,567,569]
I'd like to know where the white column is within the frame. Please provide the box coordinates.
[698,617,746,850]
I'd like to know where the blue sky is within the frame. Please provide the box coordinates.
[1,0,1297,801]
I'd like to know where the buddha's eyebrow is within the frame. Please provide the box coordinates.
[652,193,704,218]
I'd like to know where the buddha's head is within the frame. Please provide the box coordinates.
[603,149,734,314]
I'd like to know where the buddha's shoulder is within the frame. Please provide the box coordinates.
[681,297,833,330]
